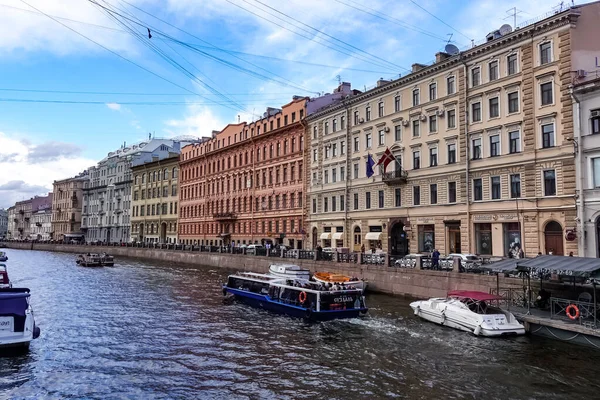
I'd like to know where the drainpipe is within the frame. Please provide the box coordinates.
[461,56,471,254]
[571,87,584,256]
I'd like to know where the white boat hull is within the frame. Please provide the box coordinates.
[410,298,525,337]
[312,276,367,291]
[0,310,38,349]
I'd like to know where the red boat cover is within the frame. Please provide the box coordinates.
[448,290,502,302]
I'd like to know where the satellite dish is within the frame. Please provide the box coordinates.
[445,44,460,55]
[499,24,513,35]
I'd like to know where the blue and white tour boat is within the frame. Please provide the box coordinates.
[223,272,368,321]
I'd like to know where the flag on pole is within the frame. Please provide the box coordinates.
[366,154,375,178]
[375,147,396,172]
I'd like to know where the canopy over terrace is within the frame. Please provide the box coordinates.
[482,255,600,279]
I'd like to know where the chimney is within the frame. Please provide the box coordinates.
[412,63,428,73]
[211,130,219,138]
[377,78,391,87]
[334,82,352,94]
[435,52,450,63]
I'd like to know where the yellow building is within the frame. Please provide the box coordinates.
[306,5,600,257]
[130,154,180,243]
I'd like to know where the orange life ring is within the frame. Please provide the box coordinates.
[566,304,580,320]
[298,291,307,304]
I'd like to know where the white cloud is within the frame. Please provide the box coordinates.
[106,102,122,111]
[163,104,230,139]
[0,131,96,208]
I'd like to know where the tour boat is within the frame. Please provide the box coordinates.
[410,290,525,337]
[312,272,368,292]
[99,253,115,266]
[0,252,7,262]
[0,264,11,289]
[268,263,311,280]
[76,254,102,267]
[0,288,41,350]
[223,272,368,321]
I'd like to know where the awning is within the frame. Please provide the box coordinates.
[517,255,600,278]
[365,232,382,241]
[64,233,84,238]
[480,258,520,274]
[332,232,343,240]
[320,233,331,240]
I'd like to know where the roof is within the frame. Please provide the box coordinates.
[481,255,600,277]
[448,290,503,302]
[480,258,521,274]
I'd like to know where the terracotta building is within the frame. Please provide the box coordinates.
[306,4,600,257]
[52,171,88,241]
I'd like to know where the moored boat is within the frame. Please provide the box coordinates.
[223,272,367,321]
[268,263,311,280]
[0,252,7,262]
[0,264,11,289]
[410,290,525,337]
[312,272,368,292]
[99,253,115,266]
[76,254,102,267]
[0,288,41,350]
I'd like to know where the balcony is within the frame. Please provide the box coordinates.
[213,212,237,221]
[35,222,42,227]
[99,210,106,215]
[382,169,408,185]
[115,208,123,214]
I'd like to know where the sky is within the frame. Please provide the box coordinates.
[0,0,576,208]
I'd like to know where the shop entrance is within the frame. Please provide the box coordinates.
[544,221,564,255]
[390,222,408,256]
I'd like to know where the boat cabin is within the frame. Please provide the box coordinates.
[0,288,31,334]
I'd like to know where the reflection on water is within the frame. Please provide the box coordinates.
[0,249,599,399]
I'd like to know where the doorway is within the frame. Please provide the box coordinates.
[447,225,461,254]
[312,227,318,249]
[390,222,408,256]
[139,223,144,242]
[160,223,167,243]
[544,221,564,255]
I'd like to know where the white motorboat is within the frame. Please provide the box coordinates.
[0,288,41,350]
[410,290,525,337]
[268,264,311,280]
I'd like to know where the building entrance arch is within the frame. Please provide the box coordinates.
[544,221,564,255]
[160,222,167,243]
[312,227,318,249]
[390,222,408,257]
[139,223,144,242]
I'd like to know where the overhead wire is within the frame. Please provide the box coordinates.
[408,0,472,42]
[0,88,301,96]
[0,98,292,106]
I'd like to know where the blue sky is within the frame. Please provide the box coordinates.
[0,0,571,207]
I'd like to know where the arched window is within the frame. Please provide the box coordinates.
[164,168,169,179]
[172,167,178,178]
[142,174,146,183]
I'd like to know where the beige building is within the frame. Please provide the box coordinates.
[13,199,32,240]
[130,154,180,243]
[307,5,600,258]
[52,172,88,241]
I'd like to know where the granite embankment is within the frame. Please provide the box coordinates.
[2,242,525,297]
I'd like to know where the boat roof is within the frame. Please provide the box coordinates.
[229,272,362,294]
[448,290,503,302]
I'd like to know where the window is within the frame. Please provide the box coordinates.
[448,182,456,203]
[472,102,481,122]
[313,149,317,162]
[447,76,455,95]
[473,178,483,201]
[429,115,437,133]
[508,54,518,75]
[332,168,337,183]
[412,89,420,107]
[448,143,456,164]
[540,42,552,65]
[365,192,371,209]
[471,67,480,87]
[542,123,555,148]
[378,130,385,146]
[378,101,384,117]
[394,125,402,142]
[509,131,520,153]
[510,174,521,198]
[413,186,421,206]
[413,150,420,169]
[354,193,359,210]
[430,184,437,204]
[340,115,345,130]
[365,106,371,121]
[472,138,482,160]
[340,195,345,211]
[447,109,456,129]
[313,126,317,139]
[593,158,600,187]
[593,114,600,134]
[544,170,556,196]
[412,120,420,137]
[354,110,359,125]
[340,140,345,155]
[429,147,438,167]
[489,60,498,81]
[324,122,329,134]
[429,83,437,101]
[489,97,499,118]
[284,115,288,125]
[395,188,402,207]
[378,190,384,208]
[340,166,345,180]
[491,176,501,200]
[508,92,519,113]
[541,82,553,105]
[490,134,500,157]
[366,132,372,148]
[312,198,317,213]
[332,119,337,132]
[353,137,359,152]
[394,96,401,112]
[331,196,336,212]
[332,143,337,157]
[353,163,359,179]
[324,170,329,184]
[324,197,328,212]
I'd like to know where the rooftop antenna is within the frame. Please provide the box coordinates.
[504,7,524,29]
[446,33,453,44]
[336,74,341,84]
[148,132,151,140]
[237,114,240,123]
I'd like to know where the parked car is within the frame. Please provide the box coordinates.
[447,253,482,271]
[246,244,264,255]
[395,254,432,269]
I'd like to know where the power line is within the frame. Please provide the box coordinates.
[0,98,292,106]
[408,0,472,41]
[0,88,300,96]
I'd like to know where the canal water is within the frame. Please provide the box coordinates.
[1,249,599,400]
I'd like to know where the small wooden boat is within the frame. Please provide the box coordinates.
[312,272,367,292]
[76,254,102,267]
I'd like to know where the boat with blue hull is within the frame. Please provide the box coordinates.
[223,272,367,321]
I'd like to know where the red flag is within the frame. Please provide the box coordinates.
[375,148,396,172]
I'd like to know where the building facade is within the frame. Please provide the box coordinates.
[307,5,600,257]
[6,207,15,240]
[130,154,180,243]
[30,194,53,241]
[82,138,196,244]
[52,172,88,241]
[13,199,32,240]
[0,209,7,239]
